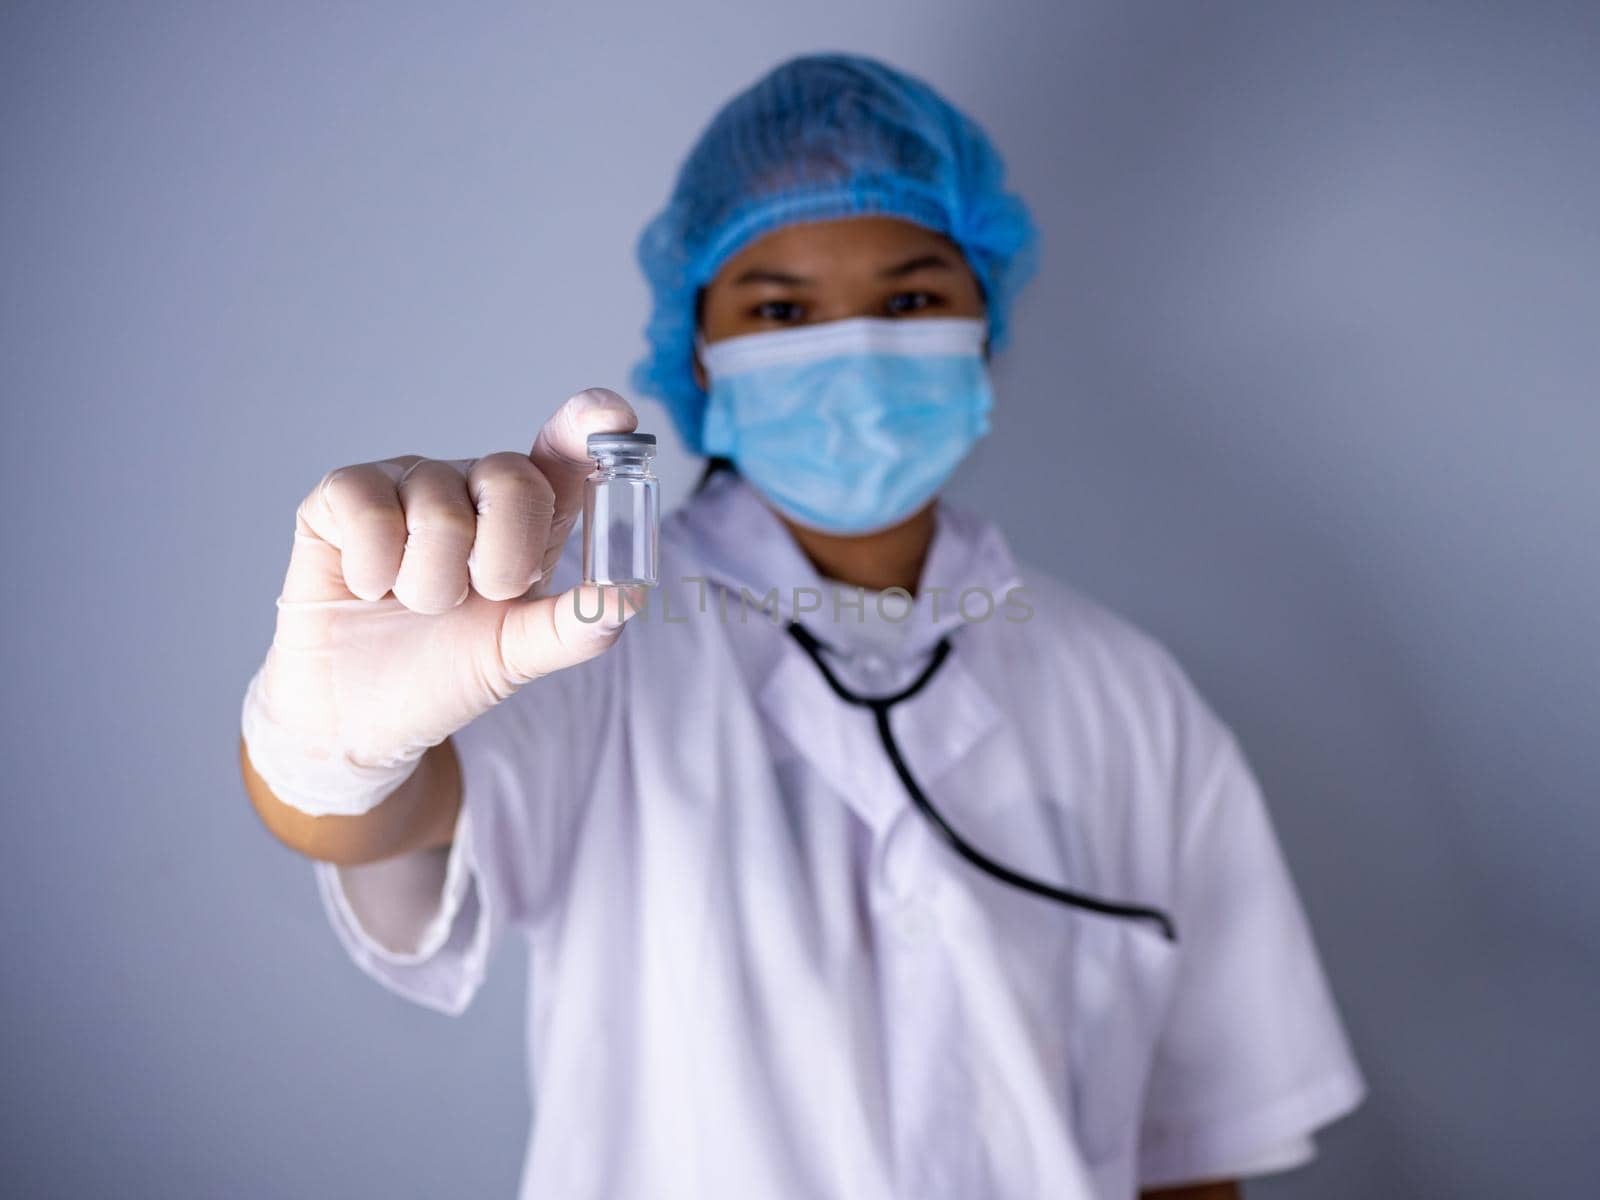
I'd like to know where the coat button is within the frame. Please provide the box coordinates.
[853,650,895,689]
[879,817,917,895]
[897,903,933,943]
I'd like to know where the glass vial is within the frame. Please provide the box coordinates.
[582,432,659,586]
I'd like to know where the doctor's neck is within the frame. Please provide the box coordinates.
[778,501,937,595]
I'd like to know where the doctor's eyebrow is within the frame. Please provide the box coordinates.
[877,253,955,279]
[729,253,957,288]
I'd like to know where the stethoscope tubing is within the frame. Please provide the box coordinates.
[785,620,1179,943]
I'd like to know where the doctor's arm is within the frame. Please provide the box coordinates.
[240,733,462,865]
[1135,699,1365,1191]
[1141,1183,1239,1200]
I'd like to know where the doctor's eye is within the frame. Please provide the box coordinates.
[885,290,940,315]
[752,299,806,323]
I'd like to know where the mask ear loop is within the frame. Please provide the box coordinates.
[693,331,718,395]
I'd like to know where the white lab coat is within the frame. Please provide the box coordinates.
[318,470,1365,1199]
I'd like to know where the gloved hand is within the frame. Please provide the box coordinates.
[240,387,646,817]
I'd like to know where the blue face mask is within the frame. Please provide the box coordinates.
[695,316,993,536]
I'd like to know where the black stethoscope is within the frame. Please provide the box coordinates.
[785,620,1179,943]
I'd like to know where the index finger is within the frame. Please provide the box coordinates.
[529,387,638,580]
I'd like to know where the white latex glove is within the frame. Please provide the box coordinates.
[241,387,647,817]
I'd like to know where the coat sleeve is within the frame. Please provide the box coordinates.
[312,540,613,1015]
[1134,717,1367,1188]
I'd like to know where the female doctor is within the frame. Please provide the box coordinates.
[239,52,1364,1200]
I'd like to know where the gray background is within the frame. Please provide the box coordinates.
[3,2,1596,1196]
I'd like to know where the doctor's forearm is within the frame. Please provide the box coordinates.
[239,734,463,866]
[1141,1182,1240,1199]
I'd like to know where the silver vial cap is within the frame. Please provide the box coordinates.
[587,432,656,456]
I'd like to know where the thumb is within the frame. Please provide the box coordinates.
[496,581,647,686]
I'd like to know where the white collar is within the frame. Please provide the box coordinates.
[664,470,1026,659]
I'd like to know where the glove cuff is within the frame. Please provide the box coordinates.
[239,662,424,817]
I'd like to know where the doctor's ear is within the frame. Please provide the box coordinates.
[693,350,707,391]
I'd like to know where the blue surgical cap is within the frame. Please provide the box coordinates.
[629,52,1041,455]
